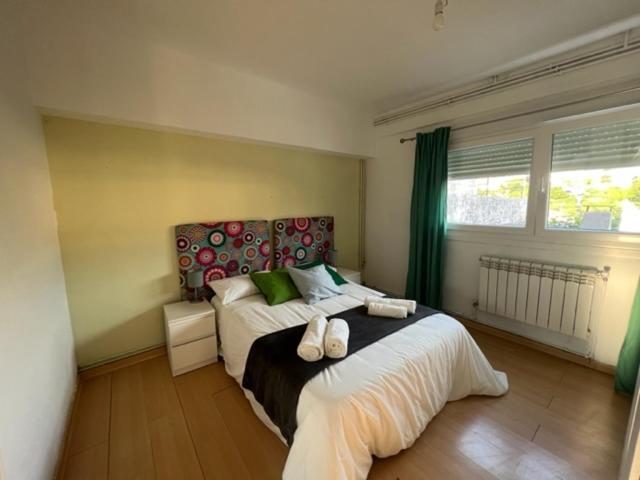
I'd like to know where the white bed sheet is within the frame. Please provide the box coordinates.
[213,282,508,480]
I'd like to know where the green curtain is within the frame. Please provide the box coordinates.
[615,279,640,395]
[405,127,451,309]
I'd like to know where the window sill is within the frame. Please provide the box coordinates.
[446,226,640,254]
[446,224,531,236]
[537,228,640,248]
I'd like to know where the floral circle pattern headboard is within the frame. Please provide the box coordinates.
[174,220,271,300]
[272,217,334,268]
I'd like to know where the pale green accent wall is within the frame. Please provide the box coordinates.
[43,116,362,367]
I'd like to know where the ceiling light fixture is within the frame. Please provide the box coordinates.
[433,0,448,31]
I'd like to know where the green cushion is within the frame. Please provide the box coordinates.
[250,269,302,306]
[296,260,347,286]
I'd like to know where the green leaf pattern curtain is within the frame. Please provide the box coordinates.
[405,127,451,308]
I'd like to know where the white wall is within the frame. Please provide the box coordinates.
[23,8,374,158]
[366,53,640,366]
[0,4,76,479]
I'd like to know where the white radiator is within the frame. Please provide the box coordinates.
[476,256,608,356]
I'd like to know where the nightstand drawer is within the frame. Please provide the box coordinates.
[170,335,217,376]
[168,313,215,346]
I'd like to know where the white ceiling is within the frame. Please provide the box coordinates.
[25,0,640,114]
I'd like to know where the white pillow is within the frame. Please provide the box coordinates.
[208,274,261,305]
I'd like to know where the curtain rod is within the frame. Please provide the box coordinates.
[398,85,640,143]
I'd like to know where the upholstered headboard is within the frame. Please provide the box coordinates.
[175,220,271,300]
[273,216,334,268]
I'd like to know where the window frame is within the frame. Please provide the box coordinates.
[536,106,640,245]
[446,129,538,236]
[445,104,640,250]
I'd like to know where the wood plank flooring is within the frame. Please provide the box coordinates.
[58,329,631,479]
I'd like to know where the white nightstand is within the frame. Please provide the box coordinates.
[336,267,362,285]
[163,300,217,376]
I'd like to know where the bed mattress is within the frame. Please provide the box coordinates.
[212,282,508,480]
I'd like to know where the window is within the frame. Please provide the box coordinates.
[547,119,640,233]
[447,138,533,228]
[444,107,640,240]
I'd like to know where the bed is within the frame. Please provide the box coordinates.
[213,281,508,479]
[175,217,508,479]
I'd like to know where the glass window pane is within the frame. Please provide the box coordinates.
[447,174,529,227]
[547,119,640,233]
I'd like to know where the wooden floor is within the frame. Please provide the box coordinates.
[59,329,631,480]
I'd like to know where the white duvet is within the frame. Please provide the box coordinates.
[213,282,508,480]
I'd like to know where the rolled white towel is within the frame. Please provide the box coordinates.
[364,295,417,314]
[367,302,408,319]
[324,318,349,359]
[363,295,384,307]
[297,314,328,362]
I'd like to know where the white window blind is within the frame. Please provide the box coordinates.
[551,119,640,172]
[448,138,534,179]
